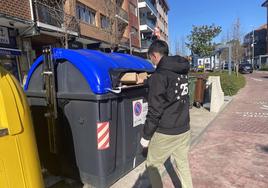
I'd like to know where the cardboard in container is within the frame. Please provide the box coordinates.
[120,72,149,85]
[120,72,137,84]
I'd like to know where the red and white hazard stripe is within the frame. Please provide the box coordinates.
[97,122,110,150]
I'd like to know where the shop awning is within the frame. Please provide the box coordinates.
[0,47,21,56]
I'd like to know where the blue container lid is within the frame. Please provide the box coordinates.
[24,48,154,94]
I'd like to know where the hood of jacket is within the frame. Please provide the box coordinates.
[156,55,190,74]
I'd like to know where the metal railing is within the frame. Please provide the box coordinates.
[34,1,79,33]
[116,0,124,7]
[139,0,157,16]
[141,40,152,49]
[140,18,156,30]
[115,5,129,23]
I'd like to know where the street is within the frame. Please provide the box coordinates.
[189,71,268,188]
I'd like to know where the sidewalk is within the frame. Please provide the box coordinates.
[188,72,268,188]
[111,97,232,188]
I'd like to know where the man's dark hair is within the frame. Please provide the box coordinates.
[148,40,169,56]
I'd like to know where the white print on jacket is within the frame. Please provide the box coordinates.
[175,75,188,102]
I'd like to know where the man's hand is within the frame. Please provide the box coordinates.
[140,137,150,148]
[136,76,145,84]
[136,72,148,84]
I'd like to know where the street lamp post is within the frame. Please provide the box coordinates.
[251,26,255,64]
[228,44,232,76]
[129,32,134,55]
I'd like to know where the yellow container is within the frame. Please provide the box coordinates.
[0,66,44,188]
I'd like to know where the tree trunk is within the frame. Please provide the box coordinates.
[65,32,68,49]
[236,63,239,77]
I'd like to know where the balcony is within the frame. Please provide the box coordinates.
[115,5,129,24]
[138,0,157,17]
[141,40,152,49]
[116,0,124,7]
[34,1,79,35]
[115,5,129,40]
[140,18,156,31]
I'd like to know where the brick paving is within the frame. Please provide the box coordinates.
[189,72,268,188]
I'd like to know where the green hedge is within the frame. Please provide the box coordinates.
[260,64,268,71]
[207,71,246,96]
[190,71,246,96]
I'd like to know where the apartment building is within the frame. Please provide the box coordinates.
[30,0,79,57]
[243,24,267,61]
[0,0,142,82]
[138,0,158,50]
[128,0,141,50]
[0,0,34,82]
[262,1,268,54]
[75,0,131,51]
[138,0,169,51]
[30,0,141,53]
[156,0,169,42]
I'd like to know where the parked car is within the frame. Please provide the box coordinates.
[193,65,204,72]
[223,62,234,70]
[254,63,259,70]
[239,63,253,74]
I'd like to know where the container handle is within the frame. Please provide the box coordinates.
[107,87,122,94]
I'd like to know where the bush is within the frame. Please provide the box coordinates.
[260,64,268,71]
[207,71,246,96]
[190,71,246,96]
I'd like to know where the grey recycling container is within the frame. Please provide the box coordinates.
[24,48,154,188]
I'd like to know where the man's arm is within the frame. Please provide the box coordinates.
[142,73,167,141]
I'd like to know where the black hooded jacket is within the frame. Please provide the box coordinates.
[143,56,190,140]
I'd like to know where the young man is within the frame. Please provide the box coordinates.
[140,40,193,188]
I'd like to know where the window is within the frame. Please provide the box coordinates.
[85,9,90,23]
[88,9,96,25]
[76,3,96,25]
[129,3,138,17]
[76,4,85,21]
[101,15,110,29]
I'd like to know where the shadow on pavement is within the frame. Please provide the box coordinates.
[256,144,268,154]
[48,179,83,188]
[261,76,268,79]
[132,169,151,188]
[133,158,182,188]
[164,158,182,188]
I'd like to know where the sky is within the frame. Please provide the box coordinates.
[168,0,267,55]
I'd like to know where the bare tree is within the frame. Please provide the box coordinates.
[102,0,116,49]
[220,21,244,76]
[102,0,128,51]
[220,30,231,64]
[231,18,244,76]
[37,0,79,48]
[175,36,186,56]
[175,39,181,55]
[180,36,186,56]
